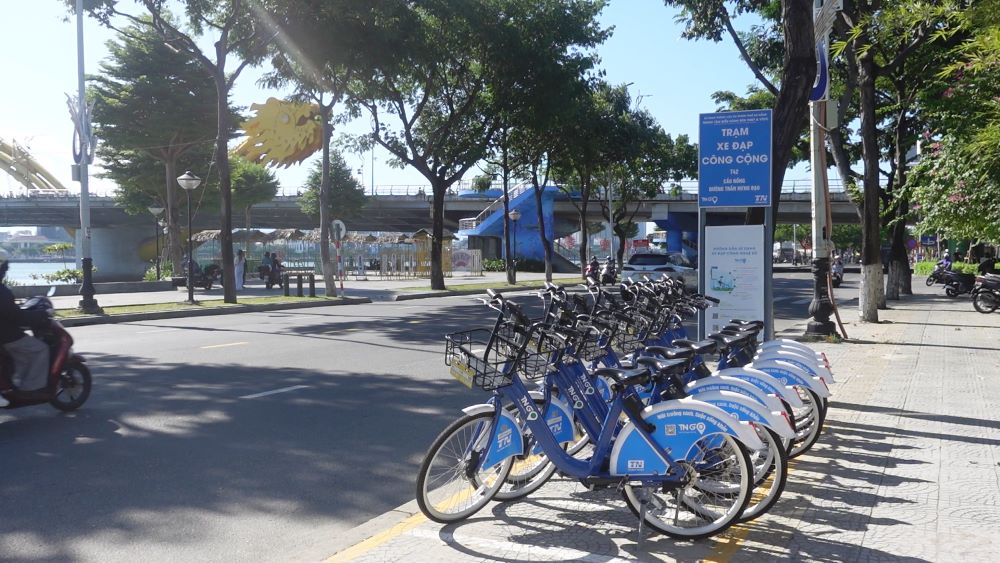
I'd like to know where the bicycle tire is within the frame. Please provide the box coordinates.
[788,388,824,458]
[738,426,789,522]
[621,434,753,539]
[494,399,558,502]
[973,291,999,314]
[416,411,513,523]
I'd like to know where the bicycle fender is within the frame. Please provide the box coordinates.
[713,367,805,408]
[689,390,795,440]
[462,403,495,417]
[751,359,831,399]
[759,339,826,365]
[754,349,835,385]
[685,376,786,413]
[480,408,525,468]
[609,398,764,476]
[542,396,576,445]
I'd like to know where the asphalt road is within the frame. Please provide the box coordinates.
[0,272,849,562]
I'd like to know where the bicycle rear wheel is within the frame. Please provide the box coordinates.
[621,434,753,539]
[416,411,513,523]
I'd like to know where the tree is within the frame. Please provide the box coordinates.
[75,0,275,304]
[90,21,222,270]
[298,153,367,222]
[664,0,816,226]
[347,0,607,290]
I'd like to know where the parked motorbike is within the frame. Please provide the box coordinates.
[0,291,91,411]
[941,270,977,297]
[183,261,223,290]
[585,257,600,283]
[599,256,617,285]
[972,274,1000,313]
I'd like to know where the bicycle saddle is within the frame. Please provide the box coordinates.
[642,345,694,360]
[670,339,719,355]
[633,356,690,376]
[707,332,752,349]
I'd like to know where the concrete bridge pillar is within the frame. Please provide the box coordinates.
[77,224,149,282]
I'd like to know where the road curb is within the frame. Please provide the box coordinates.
[58,296,372,327]
[392,283,558,301]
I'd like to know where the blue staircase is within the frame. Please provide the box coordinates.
[460,186,579,271]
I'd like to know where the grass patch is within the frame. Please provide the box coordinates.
[397,275,581,293]
[55,295,340,318]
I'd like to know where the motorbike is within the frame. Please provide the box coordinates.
[831,261,844,288]
[926,263,948,286]
[972,274,1000,314]
[183,262,223,290]
[0,291,91,411]
[599,256,617,285]
[941,270,977,297]
[585,257,600,283]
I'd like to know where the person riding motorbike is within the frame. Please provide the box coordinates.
[938,252,953,271]
[0,250,51,406]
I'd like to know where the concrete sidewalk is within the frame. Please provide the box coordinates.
[302,284,1000,563]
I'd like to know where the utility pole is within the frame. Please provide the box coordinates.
[73,0,99,313]
[805,0,842,337]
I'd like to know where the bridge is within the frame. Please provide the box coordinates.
[0,186,859,231]
[0,181,860,281]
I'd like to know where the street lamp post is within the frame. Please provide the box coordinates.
[508,208,521,278]
[176,171,202,304]
[148,206,164,280]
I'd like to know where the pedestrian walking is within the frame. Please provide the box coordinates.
[234,249,246,290]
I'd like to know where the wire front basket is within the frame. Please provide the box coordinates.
[574,322,610,362]
[444,325,522,391]
[517,330,565,380]
[610,313,650,355]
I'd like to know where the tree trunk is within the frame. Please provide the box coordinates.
[213,71,236,304]
[745,0,816,228]
[858,45,881,322]
[430,181,446,290]
[891,103,912,297]
[577,177,590,280]
[164,156,184,271]
[533,180,552,283]
[319,107,336,295]
[501,135,515,285]
[614,224,627,268]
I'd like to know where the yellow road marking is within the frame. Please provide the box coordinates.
[326,480,494,561]
[325,512,427,563]
[199,341,248,349]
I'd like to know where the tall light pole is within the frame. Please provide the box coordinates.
[508,208,521,279]
[177,171,201,304]
[148,206,164,279]
[72,0,99,313]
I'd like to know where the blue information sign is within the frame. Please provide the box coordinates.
[699,110,773,208]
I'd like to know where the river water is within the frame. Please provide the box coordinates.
[4,262,73,285]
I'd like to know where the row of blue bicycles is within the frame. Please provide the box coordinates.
[416,275,834,540]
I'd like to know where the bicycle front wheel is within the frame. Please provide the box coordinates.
[416,411,513,523]
[739,426,789,522]
[622,434,753,539]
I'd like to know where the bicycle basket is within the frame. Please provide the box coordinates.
[517,329,565,380]
[444,326,522,391]
[611,313,649,355]
[574,322,609,362]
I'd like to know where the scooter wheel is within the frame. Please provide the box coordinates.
[925,276,936,286]
[50,361,92,412]
[945,287,959,298]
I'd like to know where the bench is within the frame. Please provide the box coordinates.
[281,270,316,297]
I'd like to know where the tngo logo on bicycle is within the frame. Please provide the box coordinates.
[678,422,707,434]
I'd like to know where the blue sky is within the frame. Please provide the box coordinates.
[1,1,798,199]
